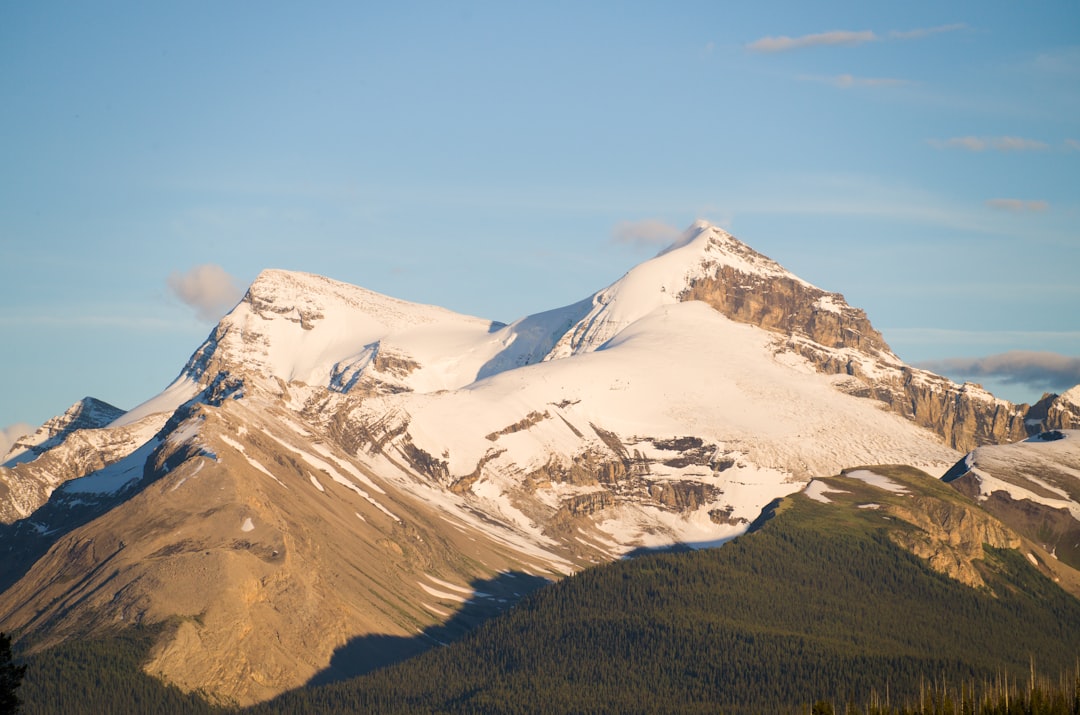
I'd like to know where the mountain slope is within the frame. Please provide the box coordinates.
[943,428,1080,573]
[0,397,145,523]
[253,465,1080,714]
[1,221,1073,705]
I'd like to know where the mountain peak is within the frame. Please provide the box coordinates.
[2,396,124,466]
[547,221,849,359]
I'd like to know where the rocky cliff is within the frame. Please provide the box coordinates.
[886,495,1021,588]
[941,429,1080,572]
[1046,386,1080,430]
[673,224,1030,452]
[0,398,140,523]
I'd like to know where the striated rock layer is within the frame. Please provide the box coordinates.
[673,222,1035,451]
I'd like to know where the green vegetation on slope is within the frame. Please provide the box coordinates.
[253,467,1080,714]
[15,625,228,715]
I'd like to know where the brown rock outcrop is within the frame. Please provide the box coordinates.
[886,497,1021,588]
[677,249,1030,452]
[681,268,888,354]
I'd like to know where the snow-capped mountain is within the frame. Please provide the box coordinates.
[943,428,1080,573]
[0,397,128,522]
[1,221,1074,705]
[1046,386,1080,430]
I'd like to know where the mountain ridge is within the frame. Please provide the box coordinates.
[1,220,1077,705]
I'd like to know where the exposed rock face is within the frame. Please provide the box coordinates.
[0,399,148,524]
[941,429,1080,571]
[3,397,124,466]
[887,496,1021,588]
[872,370,1028,450]
[786,337,1030,451]
[673,228,1029,452]
[681,267,888,354]
[1046,387,1080,430]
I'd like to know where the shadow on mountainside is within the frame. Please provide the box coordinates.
[304,570,552,688]
[0,493,124,595]
[473,299,592,382]
[0,453,166,595]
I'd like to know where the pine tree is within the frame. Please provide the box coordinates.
[0,632,26,715]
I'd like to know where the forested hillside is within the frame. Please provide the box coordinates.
[252,468,1080,714]
[13,467,1080,714]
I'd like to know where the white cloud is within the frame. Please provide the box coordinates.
[916,351,1080,394]
[1065,139,1080,152]
[986,198,1049,212]
[747,24,965,53]
[927,136,1049,152]
[611,219,682,248]
[747,30,876,53]
[1,423,34,458]
[167,264,244,322]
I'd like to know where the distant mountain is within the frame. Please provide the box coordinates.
[943,428,1080,574]
[1,221,1076,706]
[0,397,126,522]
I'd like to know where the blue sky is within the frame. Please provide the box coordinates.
[2,1,1079,442]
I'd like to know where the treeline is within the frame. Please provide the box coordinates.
[15,626,228,715]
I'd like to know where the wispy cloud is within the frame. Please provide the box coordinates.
[1031,47,1080,76]
[916,351,1080,395]
[1,423,34,458]
[611,219,682,248]
[986,198,1049,212]
[799,74,913,89]
[747,23,965,53]
[1066,139,1080,152]
[927,136,1049,152]
[748,30,876,53]
[167,264,244,322]
[888,23,967,40]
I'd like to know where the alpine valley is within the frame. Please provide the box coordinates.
[3,221,1079,711]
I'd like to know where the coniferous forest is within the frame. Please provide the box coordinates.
[11,485,1080,714]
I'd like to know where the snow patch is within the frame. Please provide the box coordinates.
[805,479,848,504]
[424,574,473,594]
[219,434,286,486]
[110,376,201,428]
[845,469,908,494]
[418,582,468,603]
[62,439,157,494]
